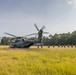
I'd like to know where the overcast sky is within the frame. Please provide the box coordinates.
[0,0,76,37]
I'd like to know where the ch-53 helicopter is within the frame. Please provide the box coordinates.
[4,24,48,48]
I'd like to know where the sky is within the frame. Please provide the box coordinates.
[0,0,76,37]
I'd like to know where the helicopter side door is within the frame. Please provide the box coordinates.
[15,39,24,47]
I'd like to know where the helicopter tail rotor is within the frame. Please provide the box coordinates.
[34,24,49,43]
[34,23,40,31]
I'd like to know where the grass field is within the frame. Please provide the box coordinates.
[0,46,76,75]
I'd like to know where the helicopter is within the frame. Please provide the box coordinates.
[4,24,48,48]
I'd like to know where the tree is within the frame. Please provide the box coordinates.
[1,37,10,45]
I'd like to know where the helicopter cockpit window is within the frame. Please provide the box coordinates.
[22,39,24,41]
[15,39,20,42]
[11,39,16,43]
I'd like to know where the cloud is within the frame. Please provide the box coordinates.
[66,0,76,7]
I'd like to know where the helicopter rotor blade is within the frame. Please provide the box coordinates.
[41,25,45,30]
[43,32,49,34]
[23,33,37,37]
[34,23,40,31]
[4,32,17,37]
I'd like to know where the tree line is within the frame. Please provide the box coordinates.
[43,30,76,46]
[0,30,76,46]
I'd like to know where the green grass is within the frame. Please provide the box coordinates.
[0,46,76,75]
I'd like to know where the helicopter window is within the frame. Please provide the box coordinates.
[11,39,16,42]
[22,39,24,41]
[15,40,20,42]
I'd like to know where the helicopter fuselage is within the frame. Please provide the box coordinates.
[10,39,34,48]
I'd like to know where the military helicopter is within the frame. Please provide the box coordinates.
[4,24,48,48]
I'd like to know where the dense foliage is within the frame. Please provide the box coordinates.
[43,30,76,46]
[1,37,10,45]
